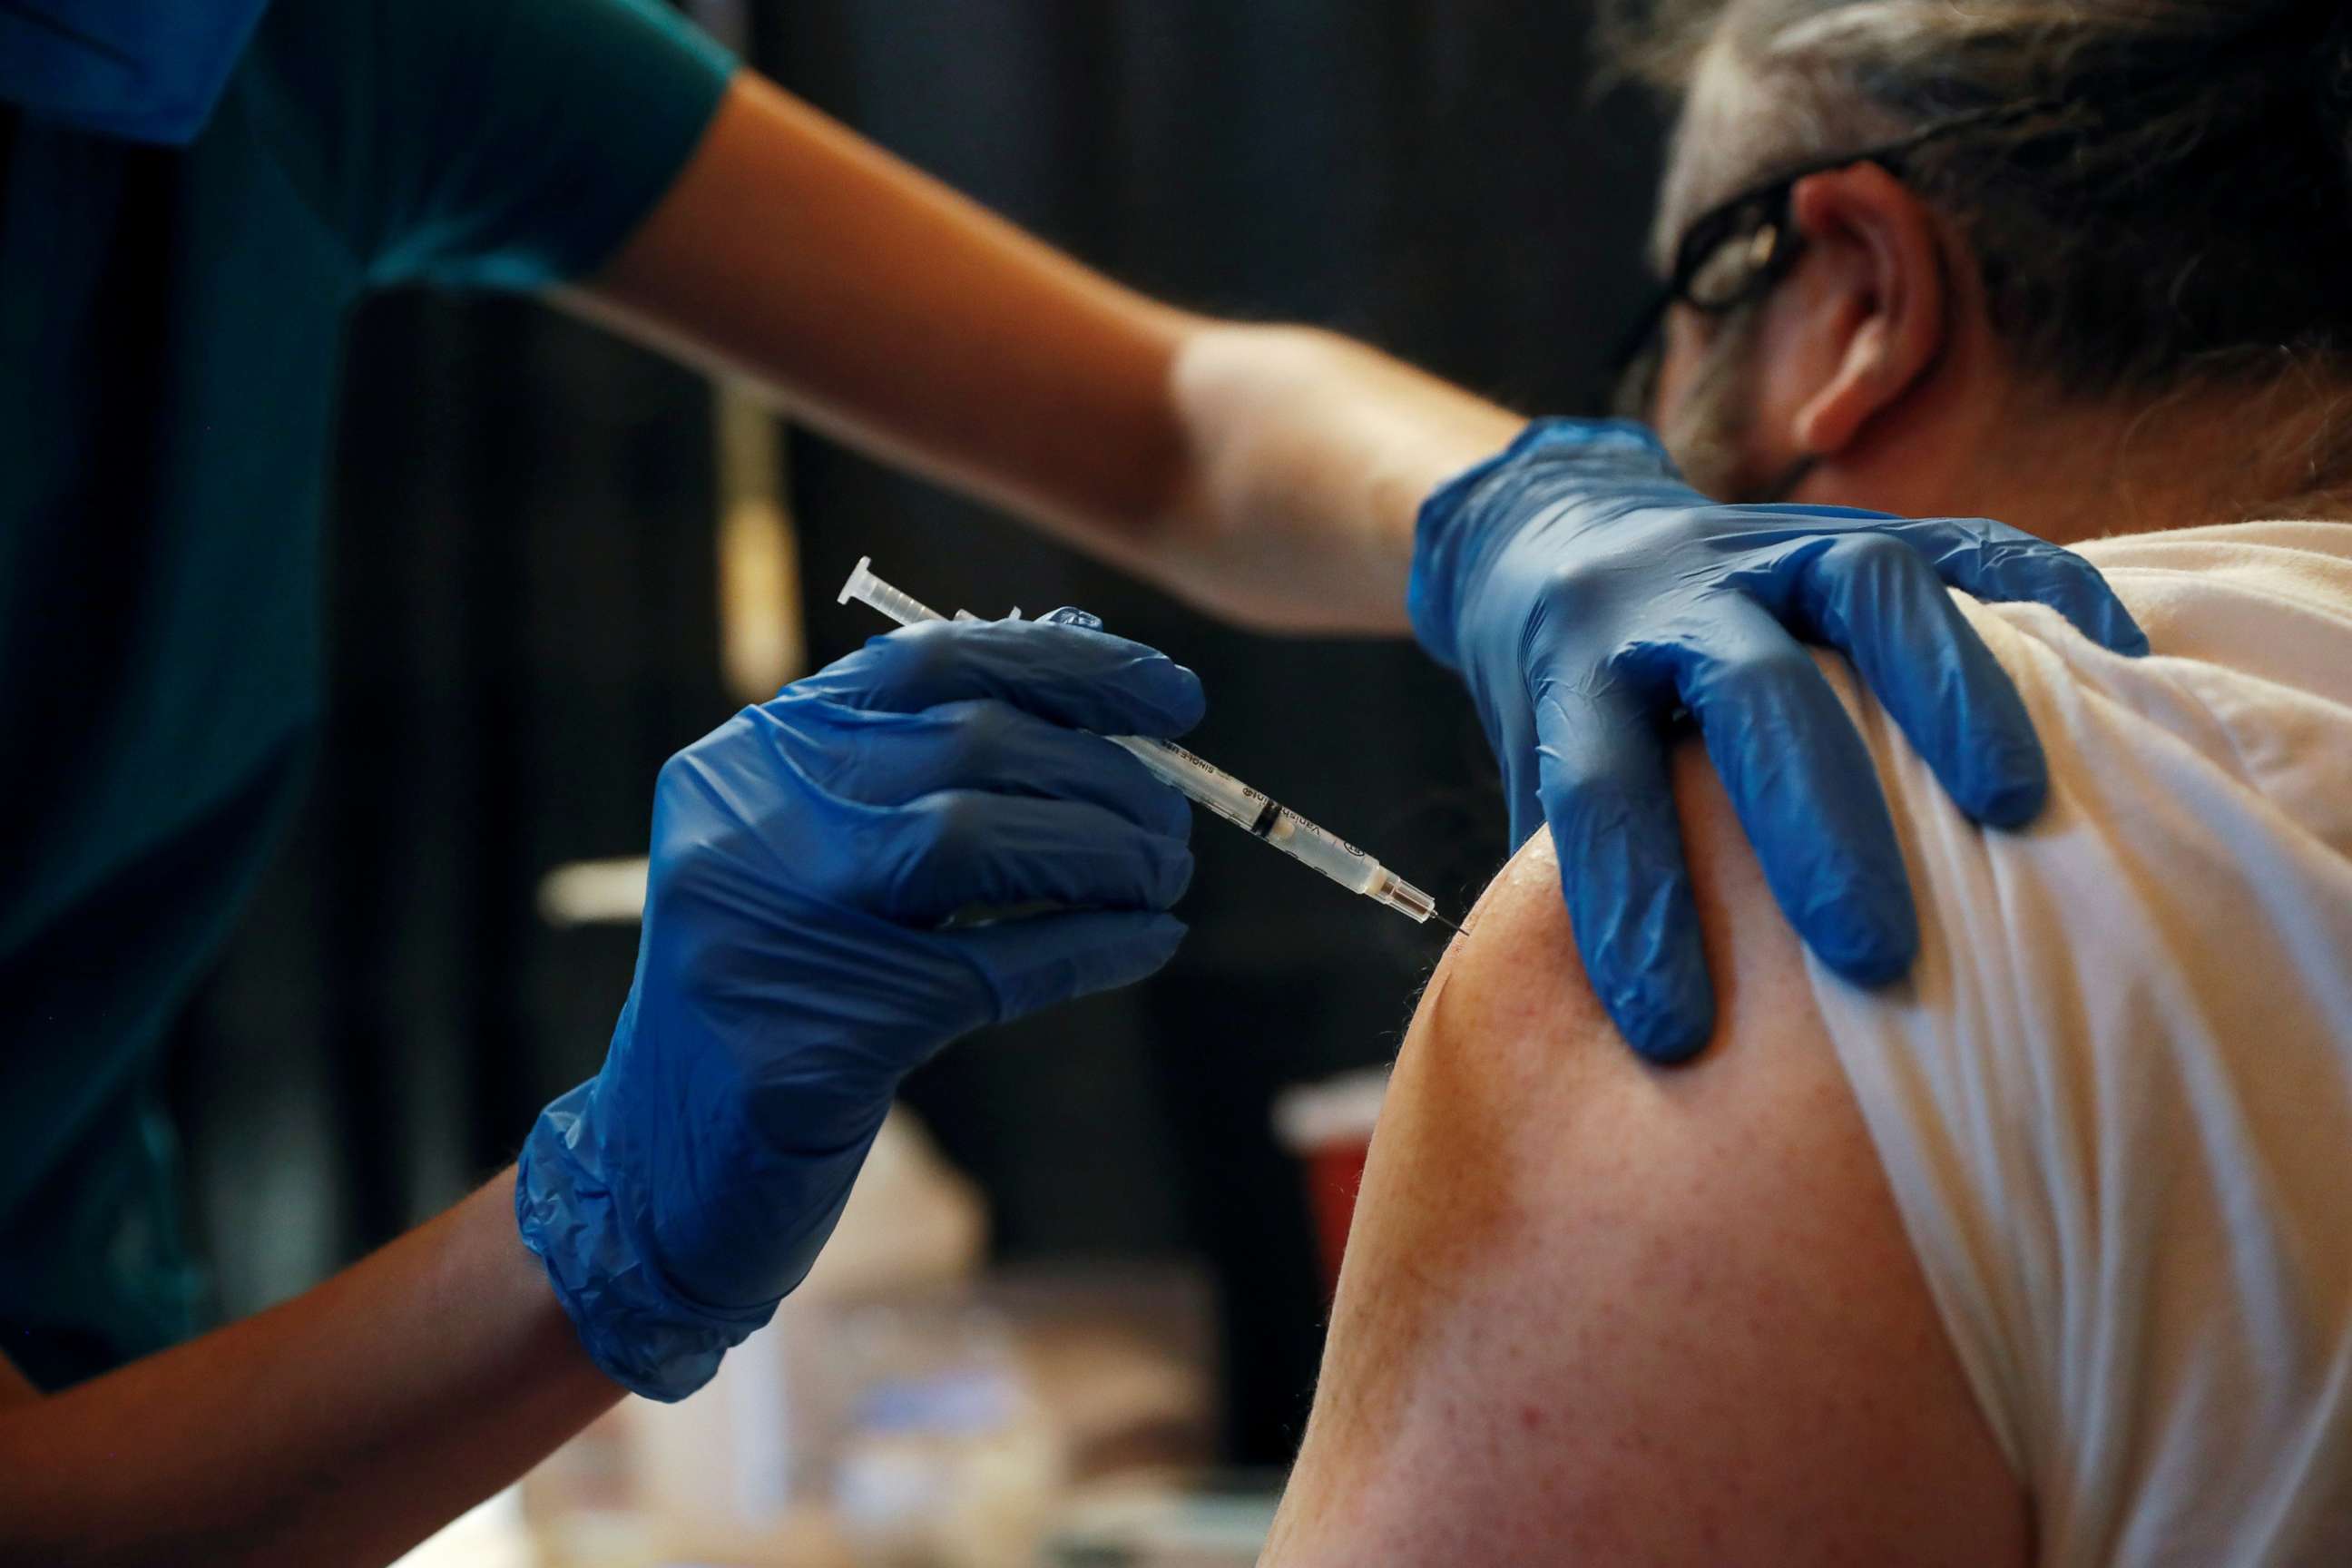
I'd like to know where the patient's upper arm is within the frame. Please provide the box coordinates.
[1262,750,2026,1566]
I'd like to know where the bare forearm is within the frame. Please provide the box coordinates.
[570,73,1521,633]
[1157,324,1522,630]
[0,1171,619,1567]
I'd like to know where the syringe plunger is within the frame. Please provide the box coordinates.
[837,555,944,627]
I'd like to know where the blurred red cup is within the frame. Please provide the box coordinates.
[1272,1070,1389,1297]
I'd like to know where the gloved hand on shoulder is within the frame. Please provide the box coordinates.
[1411,418,2147,1063]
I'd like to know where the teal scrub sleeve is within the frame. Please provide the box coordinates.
[251,0,737,289]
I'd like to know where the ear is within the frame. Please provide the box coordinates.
[1782,162,1949,458]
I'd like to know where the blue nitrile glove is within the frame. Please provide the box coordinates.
[517,615,1200,1401]
[1409,419,2147,1063]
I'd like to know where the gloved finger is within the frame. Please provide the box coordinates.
[1484,667,1551,853]
[798,619,1206,739]
[1777,533,2047,828]
[1872,516,2149,656]
[1659,596,1919,988]
[774,699,1194,840]
[946,909,1189,1024]
[864,790,1193,924]
[1531,684,1715,1063]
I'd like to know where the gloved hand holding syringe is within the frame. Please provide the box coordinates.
[840,558,1457,931]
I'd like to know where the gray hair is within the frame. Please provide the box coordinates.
[1607,1,2352,403]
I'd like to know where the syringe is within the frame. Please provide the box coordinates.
[838,557,1454,929]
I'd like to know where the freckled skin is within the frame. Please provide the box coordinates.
[1259,748,2029,1568]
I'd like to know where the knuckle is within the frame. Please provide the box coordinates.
[769,683,836,717]
[1153,783,1195,841]
[1836,531,1918,573]
[1095,738,1190,835]
[906,791,981,869]
[1716,642,1820,705]
[759,690,839,752]
[800,836,868,907]
[1539,560,1612,619]
[654,744,701,799]
[1544,748,1641,820]
[944,701,1013,780]
[1823,533,1936,603]
[652,730,740,823]
[874,795,990,915]
[1159,844,1197,904]
[897,622,952,680]
[1596,637,1655,686]
[648,814,734,908]
[1031,632,1122,700]
[887,621,965,692]
[1543,775,1637,860]
[810,643,890,705]
[1959,515,2024,548]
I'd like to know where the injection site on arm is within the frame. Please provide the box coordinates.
[838,559,1454,929]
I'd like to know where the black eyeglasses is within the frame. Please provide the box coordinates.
[1607,105,2043,420]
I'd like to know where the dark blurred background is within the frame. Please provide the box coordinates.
[165,0,1665,1467]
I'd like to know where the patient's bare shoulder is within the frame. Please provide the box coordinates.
[1262,750,2026,1567]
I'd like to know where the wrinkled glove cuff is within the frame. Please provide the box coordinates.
[515,1084,778,1404]
[1406,418,1679,670]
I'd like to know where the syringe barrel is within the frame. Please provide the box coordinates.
[1112,737,1264,832]
[1111,736,1384,897]
[1260,808,1385,897]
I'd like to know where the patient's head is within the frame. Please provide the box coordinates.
[1608,0,2352,541]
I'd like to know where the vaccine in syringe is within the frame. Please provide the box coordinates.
[838,557,1455,929]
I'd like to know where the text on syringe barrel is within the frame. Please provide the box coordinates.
[1111,737,1386,897]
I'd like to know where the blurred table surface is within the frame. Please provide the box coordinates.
[393,1491,534,1568]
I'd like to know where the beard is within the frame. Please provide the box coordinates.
[1651,308,1799,505]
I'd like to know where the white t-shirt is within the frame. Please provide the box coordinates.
[1808,522,2352,1567]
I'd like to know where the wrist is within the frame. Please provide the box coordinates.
[456,1170,630,1407]
[1406,418,1681,666]
[515,1084,775,1404]
[514,1080,887,1404]
[1162,322,1519,632]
